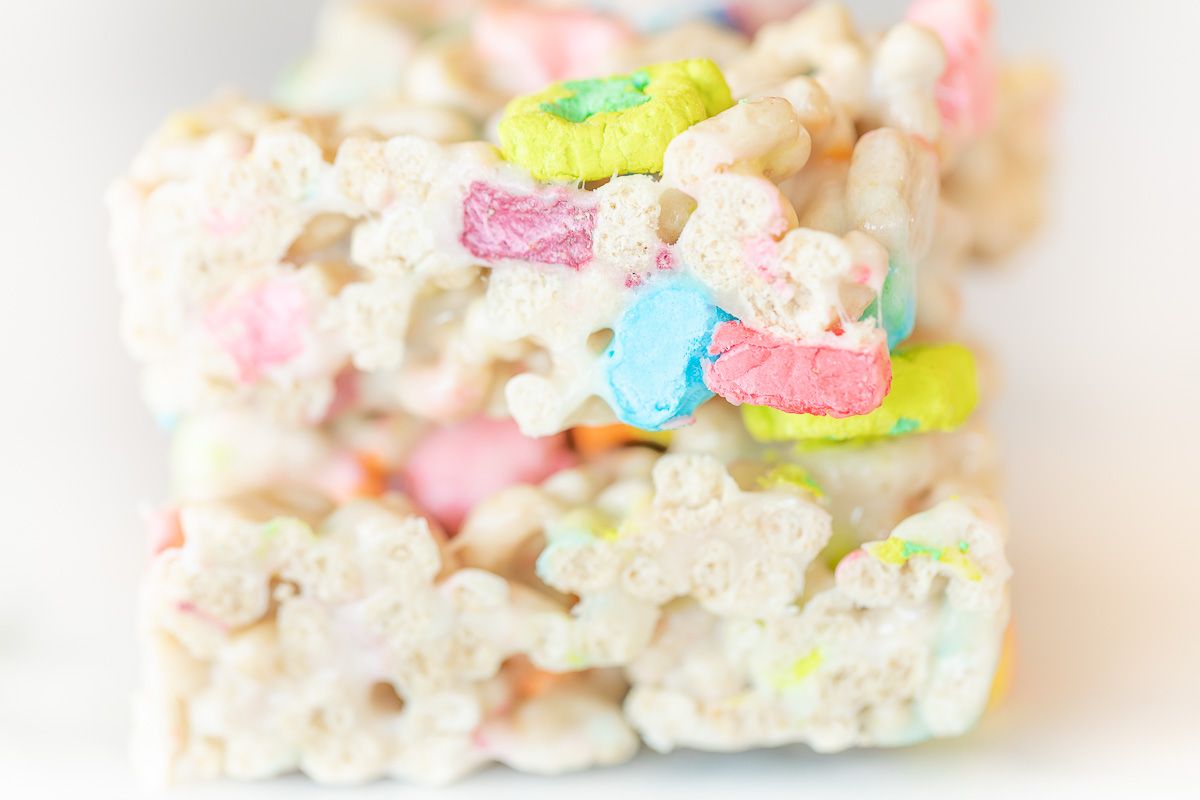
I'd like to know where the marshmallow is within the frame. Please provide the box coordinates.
[473,2,635,94]
[203,275,310,384]
[906,0,996,139]
[461,180,598,269]
[401,416,576,531]
[741,343,979,441]
[498,59,734,181]
[601,279,733,430]
[705,321,892,417]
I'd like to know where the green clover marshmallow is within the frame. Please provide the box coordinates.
[498,58,734,182]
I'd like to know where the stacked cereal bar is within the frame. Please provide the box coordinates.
[110,0,1051,786]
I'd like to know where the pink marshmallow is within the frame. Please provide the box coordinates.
[655,246,676,272]
[704,321,891,417]
[146,506,183,555]
[743,234,782,282]
[472,2,634,93]
[402,416,577,533]
[460,181,597,269]
[907,0,996,136]
[204,277,308,383]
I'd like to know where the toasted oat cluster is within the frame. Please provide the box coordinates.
[114,0,1048,787]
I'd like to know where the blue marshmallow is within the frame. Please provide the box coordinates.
[601,279,733,431]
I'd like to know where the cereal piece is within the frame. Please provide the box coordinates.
[722,2,869,108]
[783,128,946,347]
[117,93,293,187]
[498,59,734,182]
[704,322,892,417]
[401,416,577,531]
[741,343,979,441]
[329,136,507,376]
[120,121,328,294]
[837,498,1010,735]
[601,279,733,430]
[848,127,939,348]
[536,454,831,618]
[838,497,1008,612]
[591,173,672,281]
[763,75,847,158]
[526,587,661,670]
[661,96,811,195]
[334,276,421,372]
[674,171,888,341]
[333,135,500,278]
[505,366,615,438]
[867,21,946,144]
[451,485,566,576]
[389,285,517,423]
[476,683,639,774]
[484,261,627,436]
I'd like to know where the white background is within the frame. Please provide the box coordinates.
[1,1,1198,797]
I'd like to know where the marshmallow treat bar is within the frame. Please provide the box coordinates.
[109,0,1050,433]
[139,405,1008,784]
[113,0,1045,787]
